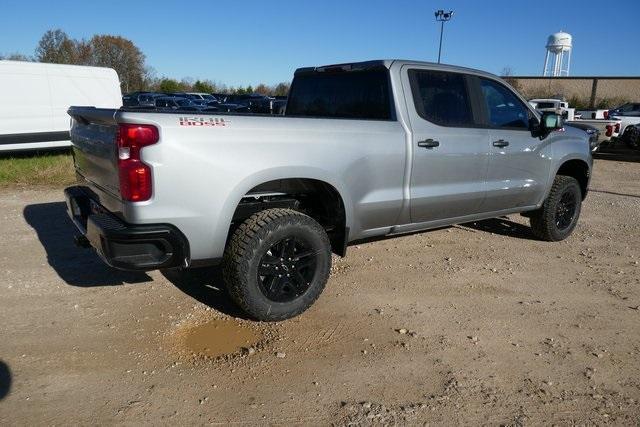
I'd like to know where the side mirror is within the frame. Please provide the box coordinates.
[542,112,563,131]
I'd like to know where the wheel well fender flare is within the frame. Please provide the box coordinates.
[549,156,591,200]
[215,166,354,246]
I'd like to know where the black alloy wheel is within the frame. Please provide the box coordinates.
[530,175,582,242]
[257,237,318,302]
[223,208,332,321]
[555,190,578,231]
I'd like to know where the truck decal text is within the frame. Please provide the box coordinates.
[179,117,230,127]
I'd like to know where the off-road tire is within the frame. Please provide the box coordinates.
[222,208,331,321]
[623,127,640,149]
[530,175,582,241]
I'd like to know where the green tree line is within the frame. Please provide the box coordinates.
[1,29,290,96]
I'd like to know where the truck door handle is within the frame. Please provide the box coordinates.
[418,139,440,148]
[493,139,509,148]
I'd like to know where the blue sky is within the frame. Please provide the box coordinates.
[1,0,638,86]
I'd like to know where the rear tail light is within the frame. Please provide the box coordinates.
[117,124,159,202]
[605,125,613,137]
[614,123,620,133]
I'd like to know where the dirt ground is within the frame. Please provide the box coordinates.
[1,154,639,425]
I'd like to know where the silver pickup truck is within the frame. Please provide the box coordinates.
[65,60,592,321]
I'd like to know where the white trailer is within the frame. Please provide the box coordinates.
[0,60,122,152]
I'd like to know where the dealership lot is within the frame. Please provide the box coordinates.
[0,156,639,424]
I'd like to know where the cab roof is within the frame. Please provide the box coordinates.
[294,59,498,80]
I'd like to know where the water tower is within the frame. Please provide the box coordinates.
[543,31,572,77]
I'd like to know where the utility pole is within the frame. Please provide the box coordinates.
[435,10,454,64]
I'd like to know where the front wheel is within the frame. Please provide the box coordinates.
[530,175,582,241]
[223,208,331,321]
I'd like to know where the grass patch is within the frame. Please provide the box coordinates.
[0,151,76,188]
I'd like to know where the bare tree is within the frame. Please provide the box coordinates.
[35,29,77,64]
[500,66,514,77]
[254,83,270,95]
[272,82,290,96]
[87,35,147,92]
[73,39,93,65]
[29,28,290,95]
[500,66,522,93]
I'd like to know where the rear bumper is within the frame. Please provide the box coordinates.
[64,186,189,271]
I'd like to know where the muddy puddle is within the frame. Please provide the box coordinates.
[179,318,263,358]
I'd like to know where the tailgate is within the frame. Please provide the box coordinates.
[68,107,121,200]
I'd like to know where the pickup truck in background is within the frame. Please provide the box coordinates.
[65,60,592,321]
[565,117,621,147]
[608,102,640,144]
[576,109,610,120]
[528,97,620,149]
[608,102,640,117]
[528,98,570,117]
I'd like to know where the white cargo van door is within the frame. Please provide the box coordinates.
[0,61,53,138]
[47,64,122,132]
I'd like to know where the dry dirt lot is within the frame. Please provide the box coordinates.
[1,156,639,425]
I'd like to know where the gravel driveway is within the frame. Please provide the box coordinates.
[1,156,639,425]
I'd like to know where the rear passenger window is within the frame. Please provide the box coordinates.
[479,78,530,129]
[408,69,474,127]
[286,70,393,120]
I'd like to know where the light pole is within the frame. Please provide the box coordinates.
[435,10,454,64]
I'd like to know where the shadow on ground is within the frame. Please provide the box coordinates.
[161,267,250,319]
[590,189,640,199]
[461,217,537,240]
[161,217,539,319]
[0,361,10,400]
[23,202,152,287]
[594,147,640,163]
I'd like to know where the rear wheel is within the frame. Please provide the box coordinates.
[624,128,635,147]
[223,208,331,321]
[530,175,582,241]
[624,127,640,150]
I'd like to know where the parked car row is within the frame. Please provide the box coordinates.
[123,91,287,114]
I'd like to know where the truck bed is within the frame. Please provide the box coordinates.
[67,105,407,262]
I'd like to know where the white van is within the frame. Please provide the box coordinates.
[0,60,122,152]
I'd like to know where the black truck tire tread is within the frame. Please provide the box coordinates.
[223,208,331,321]
[530,175,581,242]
